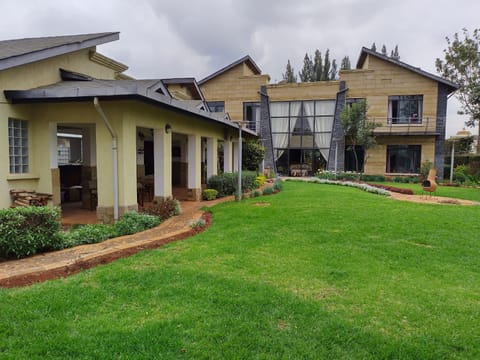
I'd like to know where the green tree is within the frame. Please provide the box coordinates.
[242,140,265,171]
[381,44,387,56]
[323,49,331,81]
[299,53,314,82]
[340,56,351,70]
[282,60,297,83]
[329,59,338,80]
[340,100,380,175]
[436,28,480,153]
[371,42,377,52]
[391,45,400,60]
[313,49,323,81]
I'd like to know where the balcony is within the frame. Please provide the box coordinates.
[369,117,441,136]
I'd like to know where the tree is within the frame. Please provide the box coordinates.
[391,45,400,60]
[282,60,297,83]
[371,42,377,52]
[323,49,331,81]
[313,50,323,81]
[340,56,351,70]
[340,100,380,175]
[299,53,314,82]
[436,28,480,153]
[330,59,338,80]
[381,44,387,56]
[242,140,265,171]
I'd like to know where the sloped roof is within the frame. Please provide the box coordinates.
[161,77,205,101]
[198,55,261,85]
[356,47,459,93]
[4,78,256,135]
[0,32,119,71]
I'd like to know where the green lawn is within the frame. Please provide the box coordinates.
[1,181,479,359]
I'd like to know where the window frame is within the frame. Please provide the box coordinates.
[386,144,421,174]
[388,95,423,125]
[206,101,225,113]
[243,102,261,132]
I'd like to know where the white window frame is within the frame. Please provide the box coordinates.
[8,118,29,174]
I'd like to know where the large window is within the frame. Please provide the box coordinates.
[207,101,225,113]
[388,95,423,124]
[269,100,335,175]
[243,102,260,132]
[8,118,29,174]
[386,145,421,174]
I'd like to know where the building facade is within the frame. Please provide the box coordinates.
[199,49,458,179]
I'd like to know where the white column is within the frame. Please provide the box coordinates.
[154,128,172,198]
[233,142,240,172]
[188,134,201,190]
[224,139,233,173]
[206,137,217,179]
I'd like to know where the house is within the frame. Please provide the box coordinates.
[199,48,459,179]
[1,33,253,223]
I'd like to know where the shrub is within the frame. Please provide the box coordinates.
[253,190,262,197]
[273,179,283,192]
[255,174,266,187]
[63,224,115,247]
[0,206,62,259]
[113,212,160,236]
[263,187,274,195]
[143,198,181,221]
[207,172,259,197]
[361,174,386,182]
[203,189,218,201]
[420,160,433,179]
[190,218,206,230]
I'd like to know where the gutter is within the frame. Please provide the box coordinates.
[93,97,119,221]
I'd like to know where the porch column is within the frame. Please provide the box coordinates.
[206,137,217,179]
[154,127,172,199]
[223,139,233,173]
[233,141,240,172]
[49,122,60,205]
[187,134,202,200]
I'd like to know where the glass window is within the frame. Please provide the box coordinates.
[243,102,260,132]
[388,95,423,124]
[386,145,421,173]
[8,118,29,174]
[207,101,225,113]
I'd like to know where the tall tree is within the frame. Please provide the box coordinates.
[391,45,400,60]
[436,28,480,153]
[340,56,351,70]
[340,100,380,175]
[330,59,338,80]
[313,49,323,81]
[323,49,331,81]
[371,42,377,52]
[381,45,387,56]
[299,53,314,82]
[282,60,297,83]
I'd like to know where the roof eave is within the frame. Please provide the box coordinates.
[0,32,120,71]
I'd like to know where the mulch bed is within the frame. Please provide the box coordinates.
[0,212,212,288]
[366,183,414,195]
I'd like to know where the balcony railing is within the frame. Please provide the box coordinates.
[368,117,441,135]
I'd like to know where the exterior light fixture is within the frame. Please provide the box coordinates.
[165,124,172,134]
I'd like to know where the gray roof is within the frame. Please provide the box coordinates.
[0,32,119,71]
[4,79,256,135]
[356,47,459,93]
[198,55,262,85]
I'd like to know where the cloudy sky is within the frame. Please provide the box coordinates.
[1,0,479,136]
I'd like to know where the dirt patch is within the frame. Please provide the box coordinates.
[388,192,478,206]
[253,202,271,207]
[0,212,212,288]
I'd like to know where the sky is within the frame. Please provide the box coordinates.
[1,0,479,137]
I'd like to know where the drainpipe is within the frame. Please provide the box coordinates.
[93,97,119,221]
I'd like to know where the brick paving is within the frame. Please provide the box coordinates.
[0,196,235,287]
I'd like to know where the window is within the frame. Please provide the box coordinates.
[243,102,260,131]
[8,118,29,174]
[386,145,421,173]
[207,101,225,113]
[388,95,423,124]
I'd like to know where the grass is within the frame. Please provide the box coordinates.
[1,181,480,359]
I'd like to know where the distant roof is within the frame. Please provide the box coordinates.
[4,78,256,135]
[198,55,261,85]
[356,47,459,93]
[161,77,205,101]
[0,32,119,71]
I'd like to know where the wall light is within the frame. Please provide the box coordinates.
[165,124,172,134]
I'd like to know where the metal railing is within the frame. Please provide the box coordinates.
[368,117,440,135]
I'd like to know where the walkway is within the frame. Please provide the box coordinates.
[0,196,235,288]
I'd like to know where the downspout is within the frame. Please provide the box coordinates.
[93,97,119,221]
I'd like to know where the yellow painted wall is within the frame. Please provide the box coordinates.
[200,62,269,120]
[166,84,196,100]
